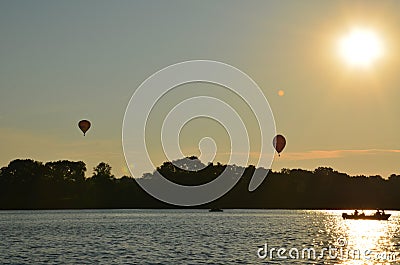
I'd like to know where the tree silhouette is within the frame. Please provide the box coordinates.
[92,162,114,182]
[45,160,86,183]
[1,157,400,210]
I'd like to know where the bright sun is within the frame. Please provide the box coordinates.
[338,28,384,67]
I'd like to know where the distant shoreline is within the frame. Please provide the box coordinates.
[2,158,400,210]
[1,208,400,211]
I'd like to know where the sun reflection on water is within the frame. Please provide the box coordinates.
[328,210,400,264]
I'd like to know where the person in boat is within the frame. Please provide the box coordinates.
[382,210,386,215]
[354,210,359,216]
[375,209,382,216]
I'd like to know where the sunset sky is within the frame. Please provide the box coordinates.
[1,1,400,178]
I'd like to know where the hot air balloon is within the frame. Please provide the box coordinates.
[273,134,286,156]
[78,120,91,136]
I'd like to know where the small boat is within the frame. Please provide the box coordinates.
[209,208,223,212]
[342,211,391,220]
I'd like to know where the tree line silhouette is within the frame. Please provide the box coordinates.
[1,157,400,210]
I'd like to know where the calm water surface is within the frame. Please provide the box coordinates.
[1,209,400,264]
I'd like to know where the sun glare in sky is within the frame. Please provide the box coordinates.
[338,28,384,67]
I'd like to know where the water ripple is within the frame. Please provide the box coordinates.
[0,209,399,264]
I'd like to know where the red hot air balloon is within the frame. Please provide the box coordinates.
[78,120,91,136]
[273,134,286,156]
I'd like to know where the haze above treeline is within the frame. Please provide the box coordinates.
[1,157,400,210]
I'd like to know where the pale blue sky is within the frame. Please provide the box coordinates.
[1,1,400,177]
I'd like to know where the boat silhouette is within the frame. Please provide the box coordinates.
[209,208,223,212]
[342,210,390,220]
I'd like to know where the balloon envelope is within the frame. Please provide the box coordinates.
[273,134,286,154]
[78,120,91,136]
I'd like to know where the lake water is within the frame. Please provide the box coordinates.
[1,209,400,264]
